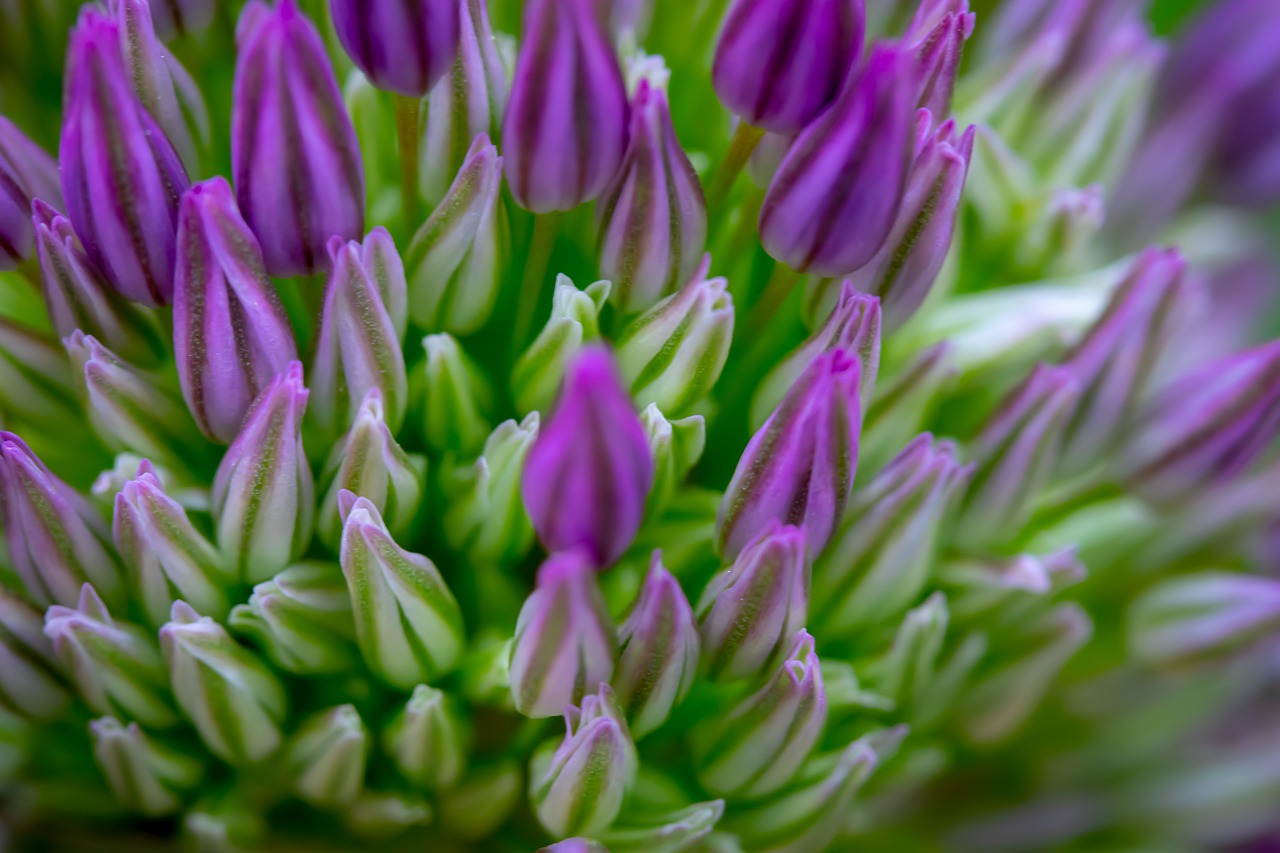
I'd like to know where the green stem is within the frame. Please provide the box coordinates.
[705,121,766,219]
[394,94,423,235]
[748,262,801,337]
[510,212,562,358]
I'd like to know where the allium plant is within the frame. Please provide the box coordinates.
[2,0,1280,850]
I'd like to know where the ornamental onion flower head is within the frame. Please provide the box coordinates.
[0,116,61,270]
[330,0,462,97]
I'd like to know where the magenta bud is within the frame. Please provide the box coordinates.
[904,0,975,118]
[331,0,462,97]
[0,117,61,270]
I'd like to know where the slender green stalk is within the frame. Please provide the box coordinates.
[705,121,766,218]
[510,212,562,357]
[393,93,423,234]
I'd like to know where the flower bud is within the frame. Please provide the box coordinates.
[0,116,61,270]
[232,0,365,277]
[228,562,359,675]
[1120,340,1280,505]
[614,552,699,738]
[214,366,313,586]
[311,230,409,436]
[904,0,975,118]
[339,493,465,688]
[512,276,610,415]
[1128,572,1280,669]
[89,716,203,816]
[173,177,299,445]
[531,683,638,838]
[712,0,864,133]
[941,546,1084,625]
[343,791,433,841]
[421,333,493,455]
[318,389,426,549]
[694,631,826,799]
[860,341,956,473]
[813,435,971,636]
[59,8,190,305]
[440,412,540,564]
[641,405,705,520]
[510,550,617,718]
[849,115,975,332]
[114,460,233,627]
[383,684,468,790]
[0,590,70,720]
[759,45,914,276]
[1,432,124,609]
[615,258,734,417]
[717,349,861,560]
[407,134,506,334]
[44,584,178,727]
[502,0,628,212]
[331,0,460,97]
[161,600,287,764]
[147,0,214,39]
[602,800,726,853]
[522,346,654,569]
[286,704,369,807]
[751,282,879,430]
[597,78,706,314]
[0,320,79,427]
[541,840,609,853]
[438,761,523,839]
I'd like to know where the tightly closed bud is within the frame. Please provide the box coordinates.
[615,258,734,417]
[311,230,409,436]
[1120,341,1280,504]
[228,562,359,675]
[147,0,214,39]
[597,78,707,314]
[339,493,465,688]
[343,791,433,841]
[0,432,124,609]
[1128,572,1280,668]
[694,631,826,799]
[286,705,369,807]
[510,550,617,718]
[114,460,233,627]
[161,600,287,764]
[904,0,975,118]
[941,546,1084,625]
[0,321,79,426]
[89,716,202,817]
[848,115,975,332]
[420,0,509,205]
[697,522,808,681]
[439,761,523,839]
[512,276,610,415]
[602,800,726,853]
[318,390,426,549]
[59,9,189,305]
[421,333,493,455]
[522,346,654,569]
[532,684,638,838]
[712,0,865,133]
[717,349,861,560]
[440,412,540,564]
[212,363,315,583]
[956,365,1079,549]
[813,435,971,636]
[503,0,628,212]
[614,552,700,738]
[32,200,163,366]
[759,45,914,277]
[0,116,61,270]
[751,283,879,431]
[174,177,298,445]
[383,684,468,790]
[0,590,70,720]
[44,584,178,727]
[641,405,705,520]
[407,134,506,334]
[232,0,365,277]
[331,0,460,97]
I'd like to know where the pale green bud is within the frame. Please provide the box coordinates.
[89,716,203,817]
[511,276,611,415]
[604,799,726,853]
[383,684,468,790]
[287,704,370,807]
[228,562,359,675]
[0,589,69,720]
[342,791,433,842]
[439,760,523,841]
[421,333,493,455]
[641,404,705,520]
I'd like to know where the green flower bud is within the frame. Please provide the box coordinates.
[511,276,611,415]
[0,589,69,720]
[0,317,79,427]
[641,405,705,521]
[421,333,493,455]
[89,716,203,817]
[604,799,725,853]
[287,704,370,808]
[438,761,523,841]
[342,790,433,842]
[383,684,468,790]
[228,562,359,676]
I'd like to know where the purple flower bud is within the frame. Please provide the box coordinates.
[509,550,617,718]
[59,8,190,306]
[904,0,975,118]
[331,0,460,97]
[521,346,654,569]
[0,117,61,270]
[174,178,298,445]
[597,79,707,314]
[1120,340,1280,504]
[502,0,628,212]
[697,521,808,681]
[759,45,915,277]
[311,230,409,436]
[717,349,861,560]
[539,840,609,853]
[613,552,700,738]
[0,432,124,609]
[233,0,365,277]
[712,0,865,134]
[1128,571,1280,668]
[146,0,215,39]
[1213,82,1280,207]
[212,362,315,583]
[848,114,974,331]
